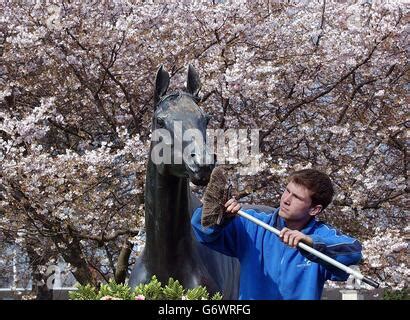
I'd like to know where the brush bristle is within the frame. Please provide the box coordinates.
[202,166,230,227]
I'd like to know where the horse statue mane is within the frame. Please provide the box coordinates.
[128,65,241,298]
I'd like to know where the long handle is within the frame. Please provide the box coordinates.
[237,210,379,288]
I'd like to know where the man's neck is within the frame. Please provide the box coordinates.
[284,216,313,231]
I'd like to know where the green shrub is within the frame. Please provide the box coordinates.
[162,278,185,300]
[97,280,136,300]
[134,275,164,300]
[383,288,409,300]
[68,283,98,300]
[69,275,223,300]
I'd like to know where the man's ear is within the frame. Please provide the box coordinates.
[309,205,322,217]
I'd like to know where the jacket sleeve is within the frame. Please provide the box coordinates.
[191,206,243,258]
[301,224,363,281]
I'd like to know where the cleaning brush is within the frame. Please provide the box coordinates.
[201,166,380,288]
[202,165,232,227]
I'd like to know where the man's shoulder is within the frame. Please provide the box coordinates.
[311,220,350,237]
[240,205,278,224]
[241,204,277,215]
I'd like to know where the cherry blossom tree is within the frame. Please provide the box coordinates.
[1,1,407,297]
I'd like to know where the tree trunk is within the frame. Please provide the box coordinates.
[114,239,133,284]
[25,245,53,300]
[57,237,99,286]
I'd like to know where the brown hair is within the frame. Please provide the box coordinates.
[288,169,334,210]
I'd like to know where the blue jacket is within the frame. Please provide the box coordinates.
[191,207,362,300]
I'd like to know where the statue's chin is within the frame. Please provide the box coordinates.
[189,175,210,186]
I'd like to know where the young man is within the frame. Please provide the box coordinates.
[191,169,362,300]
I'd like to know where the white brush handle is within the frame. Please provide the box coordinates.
[237,210,379,288]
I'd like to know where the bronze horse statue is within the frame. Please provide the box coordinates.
[128,65,241,298]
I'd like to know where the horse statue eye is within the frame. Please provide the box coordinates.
[156,117,166,128]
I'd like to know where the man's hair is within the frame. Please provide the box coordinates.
[288,169,334,210]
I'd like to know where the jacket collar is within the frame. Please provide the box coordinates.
[273,208,317,234]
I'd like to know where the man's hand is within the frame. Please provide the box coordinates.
[279,227,313,248]
[224,198,241,217]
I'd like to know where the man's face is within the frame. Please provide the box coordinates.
[279,181,320,221]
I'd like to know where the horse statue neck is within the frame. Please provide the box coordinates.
[143,158,196,267]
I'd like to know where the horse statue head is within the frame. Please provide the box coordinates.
[150,64,214,185]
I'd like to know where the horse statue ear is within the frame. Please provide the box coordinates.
[154,65,170,108]
[186,64,201,98]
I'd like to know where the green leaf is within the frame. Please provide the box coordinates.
[95,279,136,300]
[163,278,185,300]
[186,286,209,300]
[134,275,164,300]
[69,283,98,300]
[211,292,223,300]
